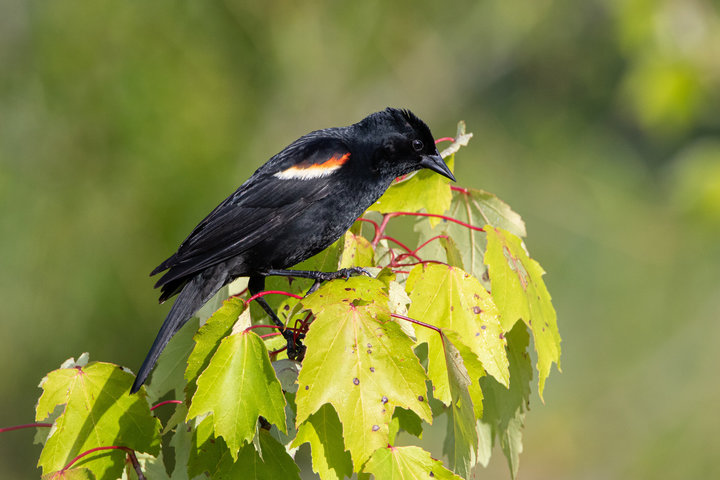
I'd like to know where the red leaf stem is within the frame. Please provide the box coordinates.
[392,260,448,268]
[269,345,288,356]
[434,137,455,144]
[244,324,301,333]
[391,211,484,231]
[392,234,448,265]
[245,290,303,305]
[450,185,469,194]
[372,213,397,247]
[61,445,137,474]
[356,217,380,236]
[390,313,443,335]
[260,332,282,340]
[150,400,183,411]
[0,422,52,433]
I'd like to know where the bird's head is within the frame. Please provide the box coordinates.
[361,108,456,182]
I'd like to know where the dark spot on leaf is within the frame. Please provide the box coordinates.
[367,349,372,354]
[370,367,375,373]
[482,270,490,282]
[418,395,424,402]
[474,293,480,299]
[499,333,505,339]
[372,425,380,431]
[353,378,360,385]
[473,306,482,314]
[475,332,480,337]
[450,305,454,311]
[430,472,434,477]
[283,305,290,311]
[382,396,388,404]
[305,385,309,390]
[481,325,487,330]
[345,287,354,291]
[367,343,372,348]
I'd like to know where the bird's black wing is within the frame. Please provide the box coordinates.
[151,137,352,291]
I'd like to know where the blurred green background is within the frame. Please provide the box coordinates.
[2,0,719,478]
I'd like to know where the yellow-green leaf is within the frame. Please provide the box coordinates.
[484,226,560,399]
[291,404,353,480]
[35,362,161,479]
[407,264,509,393]
[296,276,431,468]
[364,445,462,480]
[186,330,286,460]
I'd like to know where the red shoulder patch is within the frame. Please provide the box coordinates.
[275,152,351,180]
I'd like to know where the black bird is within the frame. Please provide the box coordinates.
[131,108,455,393]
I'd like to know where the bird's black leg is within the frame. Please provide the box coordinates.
[248,275,305,360]
[265,267,373,287]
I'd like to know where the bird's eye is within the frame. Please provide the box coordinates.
[412,139,424,152]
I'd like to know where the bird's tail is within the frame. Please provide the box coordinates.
[131,273,224,393]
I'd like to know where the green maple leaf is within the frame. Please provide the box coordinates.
[189,418,300,479]
[339,231,374,268]
[166,415,193,479]
[440,329,484,477]
[296,276,431,468]
[415,188,526,284]
[35,362,161,480]
[184,297,245,402]
[188,416,224,478]
[42,468,95,480]
[291,403,353,480]
[369,156,455,226]
[406,264,509,393]
[363,445,462,480]
[478,322,533,479]
[388,407,423,444]
[186,329,286,460]
[484,226,561,398]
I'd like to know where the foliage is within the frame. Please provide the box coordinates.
[18,127,560,479]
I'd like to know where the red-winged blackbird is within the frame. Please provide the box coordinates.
[131,108,455,393]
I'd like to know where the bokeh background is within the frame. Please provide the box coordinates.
[2,1,719,478]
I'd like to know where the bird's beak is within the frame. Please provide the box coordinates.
[420,153,456,182]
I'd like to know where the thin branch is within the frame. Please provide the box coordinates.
[126,449,146,480]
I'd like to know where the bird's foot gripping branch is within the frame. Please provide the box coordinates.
[12,123,561,480]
